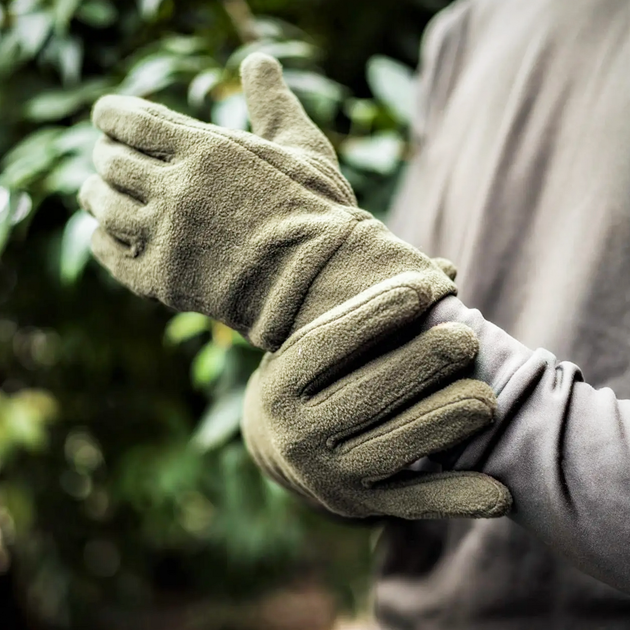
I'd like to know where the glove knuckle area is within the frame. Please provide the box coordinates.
[90,227,150,294]
[80,175,152,257]
[243,373,373,517]
[93,95,183,158]
[251,380,327,462]
[298,460,374,519]
[92,136,159,202]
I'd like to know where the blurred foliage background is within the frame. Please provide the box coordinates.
[0,0,448,628]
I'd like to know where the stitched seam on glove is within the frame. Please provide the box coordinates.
[280,281,425,358]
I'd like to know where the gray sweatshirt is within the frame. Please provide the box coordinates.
[377,0,630,627]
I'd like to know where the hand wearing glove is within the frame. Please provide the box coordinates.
[80,53,512,518]
[242,272,512,520]
[78,52,455,351]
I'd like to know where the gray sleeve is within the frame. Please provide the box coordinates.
[424,295,630,593]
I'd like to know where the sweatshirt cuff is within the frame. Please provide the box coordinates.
[418,295,536,471]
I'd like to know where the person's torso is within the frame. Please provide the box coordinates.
[379,0,630,627]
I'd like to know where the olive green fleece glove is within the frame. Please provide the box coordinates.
[78,52,455,351]
[242,272,512,520]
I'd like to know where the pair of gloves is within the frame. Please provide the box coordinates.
[79,53,511,520]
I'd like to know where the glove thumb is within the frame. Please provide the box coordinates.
[240,52,338,164]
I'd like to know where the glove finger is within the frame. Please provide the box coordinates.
[79,174,149,257]
[366,471,512,519]
[91,227,151,293]
[312,322,478,432]
[92,95,191,158]
[240,52,338,164]
[91,227,141,274]
[277,272,434,394]
[93,135,158,203]
[337,379,495,475]
[432,257,457,281]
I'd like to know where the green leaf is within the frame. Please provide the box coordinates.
[341,131,404,175]
[0,482,35,536]
[53,0,82,32]
[212,93,248,130]
[0,188,9,254]
[252,16,310,41]
[191,343,227,388]
[0,389,59,460]
[192,388,245,452]
[0,188,33,254]
[45,154,94,195]
[138,0,165,20]
[42,124,99,194]
[0,31,21,75]
[164,312,210,345]
[59,211,98,285]
[228,40,317,69]
[283,70,344,102]
[366,55,415,126]
[55,36,83,85]
[54,122,100,154]
[75,0,118,27]
[116,442,203,509]
[344,98,379,129]
[7,191,32,227]
[230,330,252,347]
[283,69,345,122]
[0,127,62,189]
[1,127,61,166]
[25,79,109,122]
[161,35,208,55]
[188,68,222,109]
[118,54,184,97]
[14,11,53,57]
[0,188,33,225]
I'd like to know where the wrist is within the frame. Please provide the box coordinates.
[291,216,457,335]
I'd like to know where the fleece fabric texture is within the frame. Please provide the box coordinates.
[79,52,455,353]
[242,273,512,520]
[81,52,511,521]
